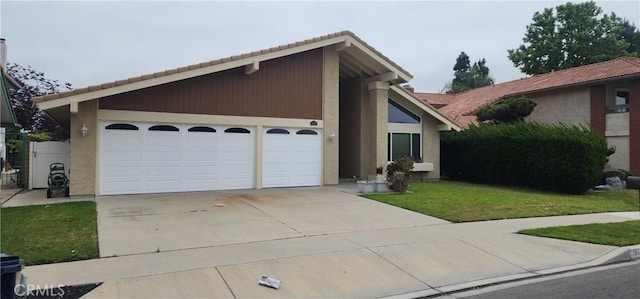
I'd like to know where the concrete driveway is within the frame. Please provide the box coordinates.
[96,187,448,257]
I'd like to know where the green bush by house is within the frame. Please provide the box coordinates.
[441,122,607,194]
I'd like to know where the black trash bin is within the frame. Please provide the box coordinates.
[1,253,25,299]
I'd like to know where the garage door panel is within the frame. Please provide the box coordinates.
[100,122,254,195]
[263,128,321,188]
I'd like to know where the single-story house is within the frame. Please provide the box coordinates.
[35,31,460,197]
[414,57,640,175]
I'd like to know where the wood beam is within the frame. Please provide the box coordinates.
[245,60,259,75]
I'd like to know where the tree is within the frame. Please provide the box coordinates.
[508,1,636,76]
[7,63,71,139]
[620,19,640,56]
[475,96,537,123]
[449,52,494,93]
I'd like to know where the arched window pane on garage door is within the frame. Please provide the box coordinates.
[149,125,179,131]
[266,128,290,134]
[105,123,139,130]
[225,128,250,134]
[188,126,216,133]
[296,130,318,135]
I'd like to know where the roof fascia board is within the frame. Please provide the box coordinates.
[1,70,17,125]
[389,85,461,131]
[38,36,352,111]
[347,36,412,82]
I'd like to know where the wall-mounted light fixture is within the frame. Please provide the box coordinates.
[329,132,336,141]
[80,123,88,137]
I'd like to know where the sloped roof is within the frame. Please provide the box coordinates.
[392,85,461,131]
[413,92,456,108]
[35,30,412,106]
[437,57,640,126]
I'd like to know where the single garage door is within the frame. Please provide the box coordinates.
[263,128,322,188]
[99,122,255,195]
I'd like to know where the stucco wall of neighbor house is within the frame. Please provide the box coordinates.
[629,78,640,175]
[322,47,339,185]
[606,112,630,135]
[526,87,591,126]
[339,78,364,179]
[70,100,97,196]
[606,136,630,172]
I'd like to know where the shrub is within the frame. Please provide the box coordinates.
[441,122,607,194]
[386,155,414,182]
[476,96,537,123]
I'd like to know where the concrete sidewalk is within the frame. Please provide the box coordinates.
[23,211,640,298]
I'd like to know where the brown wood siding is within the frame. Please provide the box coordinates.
[100,49,323,119]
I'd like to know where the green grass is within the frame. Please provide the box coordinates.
[364,181,638,222]
[0,202,99,265]
[519,220,640,246]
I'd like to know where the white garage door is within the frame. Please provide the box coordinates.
[99,122,255,195]
[263,128,322,188]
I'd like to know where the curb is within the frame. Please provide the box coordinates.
[380,244,640,299]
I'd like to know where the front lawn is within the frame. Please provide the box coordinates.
[519,220,640,246]
[363,181,638,222]
[0,201,99,265]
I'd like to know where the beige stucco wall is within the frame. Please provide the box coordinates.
[606,136,630,171]
[422,117,441,179]
[367,81,389,177]
[69,100,97,196]
[606,112,629,136]
[526,87,591,125]
[322,47,339,185]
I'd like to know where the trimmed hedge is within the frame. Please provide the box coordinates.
[441,122,607,194]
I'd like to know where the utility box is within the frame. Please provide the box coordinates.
[627,176,640,190]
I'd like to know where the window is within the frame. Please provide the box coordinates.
[105,123,138,130]
[266,128,290,134]
[188,126,216,133]
[388,100,420,124]
[149,125,179,131]
[225,128,250,134]
[608,90,629,113]
[387,99,422,162]
[296,130,318,135]
[388,133,421,161]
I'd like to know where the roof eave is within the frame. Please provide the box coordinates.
[390,85,462,132]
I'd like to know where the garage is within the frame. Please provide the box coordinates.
[99,122,255,195]
[262,128,322,188]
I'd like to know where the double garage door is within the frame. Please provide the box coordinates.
[99,122,321,195]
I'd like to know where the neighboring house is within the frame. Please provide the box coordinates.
[1,38,20,164]
[416,57,640,175]
[34,31,460,197]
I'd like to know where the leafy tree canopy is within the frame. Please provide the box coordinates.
[7,63,71,139]
[508,1,638,75]
[476,96,537,123]
[448,52,494,93]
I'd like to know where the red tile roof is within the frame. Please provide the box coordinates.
[436,57,640,126]
[34,31,412,103]
[413,92,456,108]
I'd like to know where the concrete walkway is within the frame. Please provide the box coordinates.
[19,187,640,298]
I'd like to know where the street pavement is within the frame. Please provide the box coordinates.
[446,260,640,299]
[8,186,640,298]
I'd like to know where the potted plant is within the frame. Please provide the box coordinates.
[386,155,414,193]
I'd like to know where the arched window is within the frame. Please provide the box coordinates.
[149,125,179,132]
[225,128,250,134]
[188,126,216,133]
[266,128,290,134]
[296,130,318,135]
[105,123,139,130]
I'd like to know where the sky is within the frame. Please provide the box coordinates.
[1,0,639,93]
